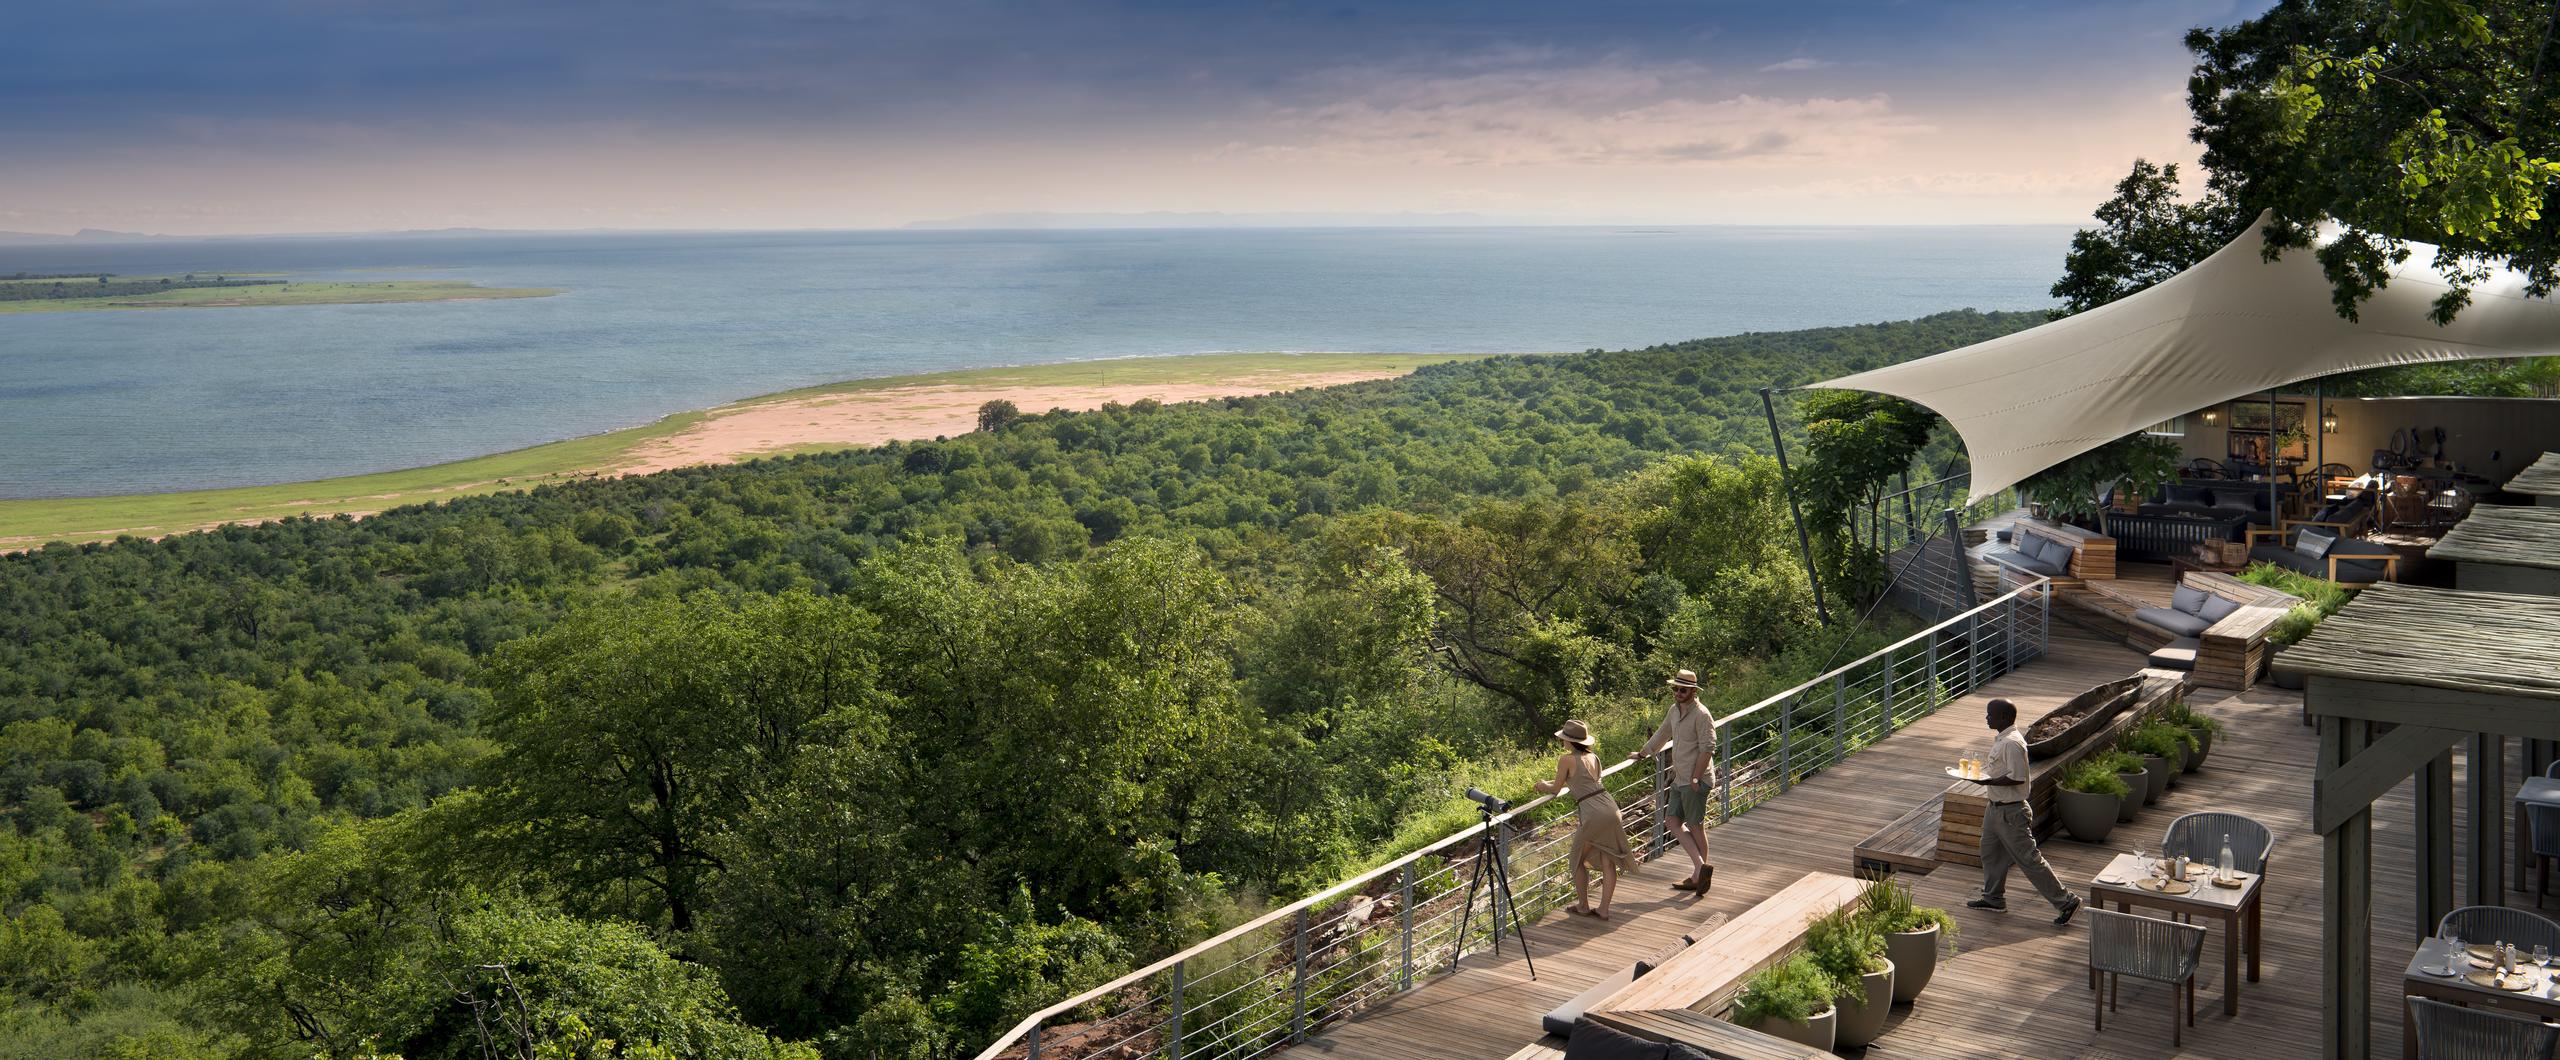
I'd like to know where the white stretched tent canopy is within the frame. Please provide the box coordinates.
[1812,210,2560,502]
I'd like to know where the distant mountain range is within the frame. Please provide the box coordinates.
[901,210,1502,230]
[0,228,182,245]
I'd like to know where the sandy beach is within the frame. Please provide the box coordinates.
[611,369,1411,474]
[0,354,1476,550]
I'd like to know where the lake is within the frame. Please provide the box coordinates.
[0,226,2070,497]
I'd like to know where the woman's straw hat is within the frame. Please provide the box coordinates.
[1553,719,1594,747]
[1667,668,1701,689]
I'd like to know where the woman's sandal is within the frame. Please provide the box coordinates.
[1566,905,1593,917]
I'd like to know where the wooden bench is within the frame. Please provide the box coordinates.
[2085,572,2296,689]
[1592,872,1867,1017]
[1937,670,2189,866]
[1851,797,1942,878]
[1501,1040,1566,1060]
[1587,1009,1831,1059]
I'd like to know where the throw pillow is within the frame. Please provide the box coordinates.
[2172,584,2209,615]
[2198,593,2242,624]
[2295,528,2338,560]
[1563,1019,1669,1060]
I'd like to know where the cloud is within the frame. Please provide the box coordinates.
[1233,56,1931,167]
[1759,58,1833,72]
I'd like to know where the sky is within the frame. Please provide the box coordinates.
[0,0,2268,235]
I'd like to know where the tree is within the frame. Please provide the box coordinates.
[476,591,885,933]
[975,399,1022,433]
[2048,160,2247,317]
[2188,0,2560,322]
[1339,501,1640,733]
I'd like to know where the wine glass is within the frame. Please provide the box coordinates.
[2536,944,2549,971]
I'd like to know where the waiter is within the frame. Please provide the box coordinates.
[1967,698,2081,926]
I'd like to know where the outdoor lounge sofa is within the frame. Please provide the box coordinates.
[2245,524,2401,587]
[2138,478,2297,528]
[2096,572,2297,688]
[1986,518,2117,586]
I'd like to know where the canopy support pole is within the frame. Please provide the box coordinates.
[2315,379,2327,493]
[2269,391,2281,522]
[1761,386,1831,625]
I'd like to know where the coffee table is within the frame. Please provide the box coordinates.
[2088,852,2263,1016]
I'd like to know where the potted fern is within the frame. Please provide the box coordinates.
[1860,877,1957,1004]
[2164,700,2221,772]
[1730,953,1840,1050]
[1805,906,1894,1047]
[2055,759,2129,842]
[2121,726,2181,805]
[2092,748,2149,823]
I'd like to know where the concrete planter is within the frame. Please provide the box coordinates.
[2114,771,2149,822]
[2057,787,2120,843]
[2141,755,2174,805]
[2182,730,2208,773]
[1738,1005,1836,1052]
[1835,960,1897,1048]
[1885,925,1939,1003]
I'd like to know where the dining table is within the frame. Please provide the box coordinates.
[2401,935,2560,1058]
[2087,851,2263,1016]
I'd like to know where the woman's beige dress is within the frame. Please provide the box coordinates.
[1562,752,1638,873]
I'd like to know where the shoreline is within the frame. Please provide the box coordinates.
[0,278,557,314]
[0,351,1494,550]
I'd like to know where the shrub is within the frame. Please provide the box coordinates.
[2060,759,2133,798]
[1732,953,1840,1026]
[1801,908,1887,1006]
[2090,748,2147,776]
[1856,877,1958,953]
[2240,562,2352,646]
[2162,698,2222,736]
[2120,723,2183,760]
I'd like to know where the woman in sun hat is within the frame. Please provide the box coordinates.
[1534,718,1637,920]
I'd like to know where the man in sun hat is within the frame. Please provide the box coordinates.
[1631,668,1717,892]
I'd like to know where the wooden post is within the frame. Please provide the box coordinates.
[2469,733,2507,907]
[1289,911,1309,1041]
[2320,717,2374,1060]
[1397,869,1414,990]
[2417,751,2455,939]
[1167,960,1187,1060]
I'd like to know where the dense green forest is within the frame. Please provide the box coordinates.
[0,311,2039,1058]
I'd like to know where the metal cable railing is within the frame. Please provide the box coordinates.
[973,577,2052,1060]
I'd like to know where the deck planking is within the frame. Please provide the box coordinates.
[1277,561,2528,1060]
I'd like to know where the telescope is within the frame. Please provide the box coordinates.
[1464,786,1510,815]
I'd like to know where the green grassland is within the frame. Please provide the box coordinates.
[0,276,558,312]
[0,352,1487,548]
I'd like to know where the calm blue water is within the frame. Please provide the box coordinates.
[0,226,2069,498]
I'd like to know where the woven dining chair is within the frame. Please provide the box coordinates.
[2406,994,2560,1059]
[2088,909,2207,1046]
[2164,811,2273,876]
[2529,804,2560,910]
[2544,759,2560,779]
[2438,906,2560,955]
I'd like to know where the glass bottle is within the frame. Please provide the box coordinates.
[2219,833,2235,880]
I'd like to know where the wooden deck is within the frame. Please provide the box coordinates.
[1275,587,2534,1060]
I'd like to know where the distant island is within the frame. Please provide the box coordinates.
[0,272,558,313]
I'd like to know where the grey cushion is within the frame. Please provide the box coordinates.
[1993,550,2066,577]
[2133,606,2213,638]
[2171,584,2209,615]
[1664,1046,1715,1060]
[2016,533,2051,564]
[1562,1018,1668,1060]
[2294,528,2338,560]
[2250,544,2314,576]
[2197,593,2243,625]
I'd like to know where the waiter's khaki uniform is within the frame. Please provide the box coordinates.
[1978,724,2071,909]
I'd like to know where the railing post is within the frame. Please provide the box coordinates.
[1718,733,1734,822]
[1167,960,1187,1060]
[1925,629,1940,710]
[1027,1024,1040,1060]
[1882,648,1898,733]
[1290,911,1309,1041]
[1397,867,1414,990]
[1832,673,1847,764]
[2039,579,2052,653]
[1650,752,1669,858]
[1779,694,1794,793]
